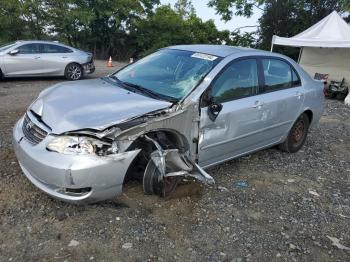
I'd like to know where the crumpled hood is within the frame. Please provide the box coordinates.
[30,78,172,134]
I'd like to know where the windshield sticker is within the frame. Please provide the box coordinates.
[191,53,218,61]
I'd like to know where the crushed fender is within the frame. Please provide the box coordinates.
[143,135,214,197]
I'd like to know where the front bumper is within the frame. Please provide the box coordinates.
[13,117,140,204]
[82,61,95,75]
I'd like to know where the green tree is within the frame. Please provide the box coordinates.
[134,3,251,56]
[208,0,265,21]
[258,0,349,59]
[174,0,196,19]
[208,0,350,59]
[42,0,160,59]
[0,0,47,44]
[208,0,350,21]
[134,5,191,55]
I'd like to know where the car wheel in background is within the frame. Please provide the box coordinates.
[64,63,83,81]
[279,113,310,153]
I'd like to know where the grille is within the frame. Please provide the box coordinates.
[22,114,48,145]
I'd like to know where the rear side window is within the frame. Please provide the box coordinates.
[262,58,300,92]
[292,69,301,86]
[18,44,40,54]
[41,44,72,53]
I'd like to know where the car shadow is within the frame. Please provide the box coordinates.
[1,75,101,83]
[1,76,65,82]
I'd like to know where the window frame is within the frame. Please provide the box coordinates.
[205,56,263,105]
[259,56,302,94]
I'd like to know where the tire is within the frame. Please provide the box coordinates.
[279,113,310,153]
[64,63,83,81]
[143,158,180,198]
[336,92,347,101]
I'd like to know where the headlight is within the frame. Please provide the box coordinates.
[47,136,100,155]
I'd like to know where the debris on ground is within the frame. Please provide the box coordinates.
[217,186,229,192]
[68,240,80,247]
[122,243,133,249]
[327,236,350,251]
[233,180,249,189]
[308,190,320,197]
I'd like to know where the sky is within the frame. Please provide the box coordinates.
[161,0,263,32]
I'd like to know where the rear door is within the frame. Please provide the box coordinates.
[198,58,271,167]
[3,43,43,76]
[256,57,305,142]
[38,44,73,75]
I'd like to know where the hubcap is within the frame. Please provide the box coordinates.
[67,65,82,80]
[291,120,305,144]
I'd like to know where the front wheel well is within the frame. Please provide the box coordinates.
[123,130,189,183]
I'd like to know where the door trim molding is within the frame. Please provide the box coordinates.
[200,119,292,150]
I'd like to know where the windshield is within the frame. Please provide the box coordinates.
[113,49,221,101]
[0,42,16,52]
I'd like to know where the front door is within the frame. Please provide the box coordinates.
[4,43,44,76]
[198,58,270,167]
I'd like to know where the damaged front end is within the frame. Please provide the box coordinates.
[77,103,216,199]
[19,98,215,202]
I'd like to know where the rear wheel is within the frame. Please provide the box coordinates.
[279,113,310,153]
[65,63,83,81]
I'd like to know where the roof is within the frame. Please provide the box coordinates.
[168,44,257,57]
[16,40,62,45]
[272,11,350,48]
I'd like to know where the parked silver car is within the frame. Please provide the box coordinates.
[0,40,95,80]
[13,45,324,204]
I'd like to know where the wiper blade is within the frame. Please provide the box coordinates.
[107,76,135,92]
[109,75,179,103]
[123,81,161,99]
[112,77,178,103]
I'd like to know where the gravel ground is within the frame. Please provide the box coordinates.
[0,60,349,261]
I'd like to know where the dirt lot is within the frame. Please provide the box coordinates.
[0,60,349,261]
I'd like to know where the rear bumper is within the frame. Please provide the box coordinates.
[13,116,140,204]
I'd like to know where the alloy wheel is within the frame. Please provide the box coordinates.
[67,64,82,80]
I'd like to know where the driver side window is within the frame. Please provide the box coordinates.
[211,59,258,103]
[18,44,40,54]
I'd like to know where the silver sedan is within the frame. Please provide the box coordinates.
[13,45,324,204]
[0,40,95,80]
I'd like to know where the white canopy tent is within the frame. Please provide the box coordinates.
[271,11,350,86]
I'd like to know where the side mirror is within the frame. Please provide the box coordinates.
[9,49,19,55]
[207,101,223,121]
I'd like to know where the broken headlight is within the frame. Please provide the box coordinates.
[47,136,106,155]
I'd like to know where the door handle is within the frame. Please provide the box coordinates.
[294,91,304,99]
[34,56,40,59]
[62,56,68,58]
[253,101,264,109]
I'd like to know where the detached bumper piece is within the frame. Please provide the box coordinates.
[143,135,215,198]
[324,78,349,101]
